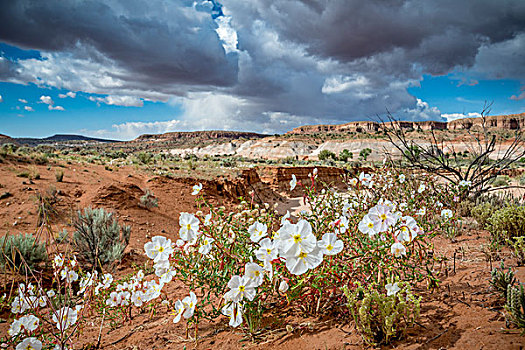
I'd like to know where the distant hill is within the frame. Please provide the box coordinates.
[14,134,120,147]
[134,130,267,142]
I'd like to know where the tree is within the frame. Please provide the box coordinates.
[359,148,372,161]
[381,103,525,198]
[339,149,353,162]
[319,150,336,161]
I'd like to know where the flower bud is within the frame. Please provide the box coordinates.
[279,280,289,293]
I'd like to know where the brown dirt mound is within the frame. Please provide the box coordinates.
[90,183,144,209]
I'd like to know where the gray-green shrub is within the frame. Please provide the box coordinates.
[0,233,47,271]
[73,208,131,268]
[486,205,525,243]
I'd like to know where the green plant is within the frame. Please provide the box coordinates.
[490,262,516,299]
[35,187,59,227]
[55,169,64,182]
[507,237,525,266]
[359,148,372,161]
[506,284,525,333]
[344,281,421,345]
[519,174,525,186]
[471,202,494,228]
[73,208,131,268]
[486,205,525,243]
[0,233,48,272]
[492,175,510,187]
[318,150,336,161]
[338,149,353,162]
[139,189,158,209]
[137,151,153,164]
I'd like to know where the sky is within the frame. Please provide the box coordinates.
[0,0,524,140]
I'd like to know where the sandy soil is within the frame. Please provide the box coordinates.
[0,158,524,349]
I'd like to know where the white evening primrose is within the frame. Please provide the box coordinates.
[144,236,173,263]
[248,221,268,243]
[317,232,344,256]
[244,262,264,287]
[398,174,406,183]
[255,238,278,263]
[192,183,203,195]
[224,275,257,302]
[285,247,324,275]
[16,337,42,350]
[52,307,77,330]
[182,292,197,319]
[391,242,407,258]
[198,236,215,255]
[221,301,243,328]
[278,280,289,293]
[179,213,200,243]
[417,184,426,193]
[441,209,453,220]
[386,282,401,296]
[368,204,397,233]
[358,214,377,236]
[279,219,317,257]
[290,174,297,191]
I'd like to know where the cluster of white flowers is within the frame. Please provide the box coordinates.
[358,200,423,257]
[459,180,472,187]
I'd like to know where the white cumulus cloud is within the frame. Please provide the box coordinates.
[18,98,28,103]
[58,91,76,98]
[24,106,34,112]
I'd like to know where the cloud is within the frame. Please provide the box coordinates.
[88,95,143,107]
[24,106,34,111]
[39,95,53,105]
[39,95,64,110]
[0,0,524,134]
[58,91,76,98]
[510,91,525,101]
[442,112,482,122]
[18,98,28,103]
[0,94,3,103]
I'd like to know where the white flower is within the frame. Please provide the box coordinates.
[285,247,324,275]
[60,269,78,283]
[182,292,197,319]
[179,213,200,243]
[204,213,212,226]
[459,180,472,187]
[78,272,97,295]
[441,209,453,220]
[280,211,291,225]
[358,214,376,236]
[279,219,317,257]
[244,262,264,287]
[248,221,268,243]
[16,337,42,350]
[172,300,185,324]
[290,174,297,191]
[399,202,408,211]
[398,174,406,183]
[386,282,401,296]
[52,307,78,330]
[53,254,64,269]
[192,183,203,195]
[317,232,344,255]
[47,290,56,298]
[198,236,215,255]
[349,178,358,186]
[255,238,278,263]
[106,292,121,307]
[131,291,145,307]
[224,275,257,302]
[391,242,407,258]
[8,318,22,337]
[144,236,173,263]
[155,264,177,284]
[278,280,289,293]
[368,204,397,233]
[21,315,39,332]
[417,184,426,193]
[359,172,372,186]
[416,207,426,216]
[221,301,243,328]
[333,216,349,234]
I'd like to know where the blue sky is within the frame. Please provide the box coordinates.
[0,1,524,140]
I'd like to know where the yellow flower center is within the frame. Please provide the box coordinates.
[158,246,164,253]
[239,285,245,292]
[380,214,387,222]
[298,251,307,259]
[254,271,260,276]
[367,222,374,228]
[293,234,302,243]
[327,244,333,251]
[266,248,272,254]
[186,224,191,231]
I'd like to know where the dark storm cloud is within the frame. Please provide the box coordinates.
[224,0,525,76]
[0,0,238,87]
